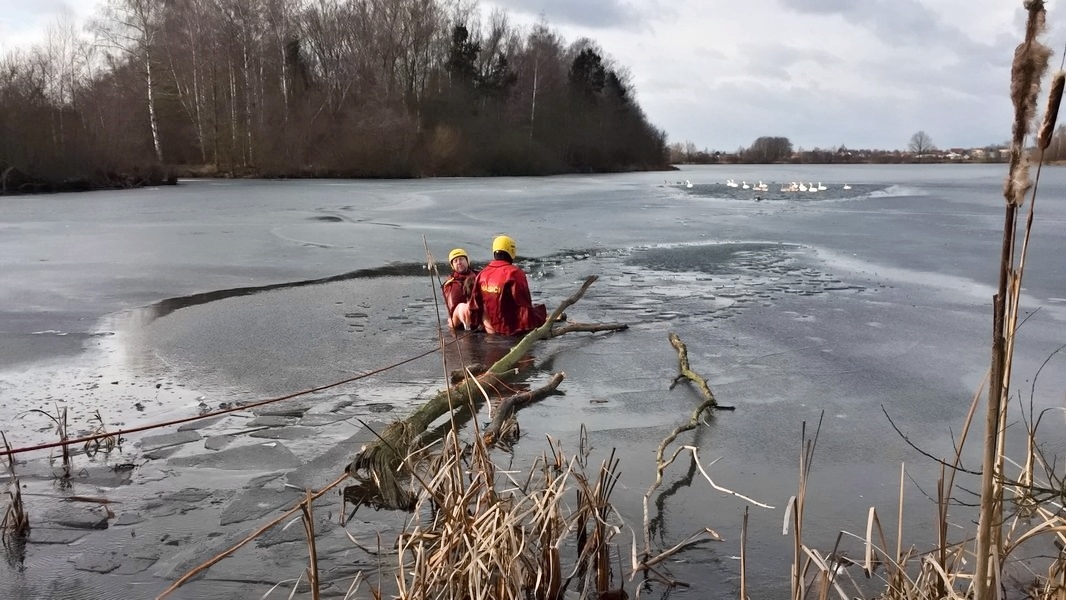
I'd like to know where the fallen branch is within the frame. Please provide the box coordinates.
[639,333,739,578]
[668,332,731,411]
[346,276,627,510]
[483,373,566,446]
[548,322,628,338]
[687,446,773,508]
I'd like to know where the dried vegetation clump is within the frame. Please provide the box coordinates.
[1,433,30,544]
[394,428,627,600]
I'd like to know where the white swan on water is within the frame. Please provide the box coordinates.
[817,182,827,191]
[685,179,693,188]
[842,183,852,190]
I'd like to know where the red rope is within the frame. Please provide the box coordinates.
[1,334,473,458]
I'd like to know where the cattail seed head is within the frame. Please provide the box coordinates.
[1005,0,1051,207]
[1038,72,1064,149]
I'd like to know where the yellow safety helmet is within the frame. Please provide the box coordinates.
[448,248,468,263]
[492,235,517,259]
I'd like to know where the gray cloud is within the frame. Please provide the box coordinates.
[781,0,853,15]
[487,0,663,30]
[781,0,992,49]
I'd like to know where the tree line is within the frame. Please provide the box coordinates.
[0,0,670,194]
[670,129,1038,166]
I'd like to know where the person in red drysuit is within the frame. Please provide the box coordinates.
[441,247,478,330]
[469,235,547,336]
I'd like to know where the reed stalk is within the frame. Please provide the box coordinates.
[976,2,1053,598]
[28,405,73,480]
[300,488,321,600]
[83,410,118,457]
[1,432,30,542]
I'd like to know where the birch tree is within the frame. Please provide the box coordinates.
[93,0,165,163]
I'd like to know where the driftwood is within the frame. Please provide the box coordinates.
[656,332,734,486]
[345,276,628,510]
[483,372,566,446]
[637,333,737,574]
[668,332,728,410]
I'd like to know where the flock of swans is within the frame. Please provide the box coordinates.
[724,179,851,192]
[674,179,854,193]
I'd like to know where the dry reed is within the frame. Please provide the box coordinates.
[28,405,72,481]
[1,432,30,543]
[393,411,628,599]
[83,410,119,458]
[788,4,1066,599]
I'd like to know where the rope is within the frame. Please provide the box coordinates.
[0,335,473,458]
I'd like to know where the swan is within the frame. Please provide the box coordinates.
[808,182,817,192]
[741,181,750,189]
[726,179,739,188]
[755,180,769,192]
[817,182,827,191]
[842,183,852,190]
[798,182,808,191]
[685,179,693,188]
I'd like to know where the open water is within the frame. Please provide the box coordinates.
[2,163,1066,598]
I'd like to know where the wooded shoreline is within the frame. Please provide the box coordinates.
[1,2,670,196]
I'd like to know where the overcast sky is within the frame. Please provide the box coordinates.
[2,0,1062,151]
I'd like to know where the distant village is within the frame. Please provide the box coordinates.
[669,144,1010,165]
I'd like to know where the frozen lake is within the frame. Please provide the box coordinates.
[2,163,1066,598]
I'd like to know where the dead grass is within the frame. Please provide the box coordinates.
[392,413,628,599]
[786,3,1066,598]
[28,404,72,481]
[83,410,119,458]
[1,432,29,544]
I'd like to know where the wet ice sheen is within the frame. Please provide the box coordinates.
[4,165,1066,599]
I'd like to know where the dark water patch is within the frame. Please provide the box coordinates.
[627,242,792,274]
[679,182,887,202]
[135,248,628,326]
[518,247,631,279]
[137,262,434,323]
[0,328,98,368]
[336,205,404,228]
[589,242,872,327]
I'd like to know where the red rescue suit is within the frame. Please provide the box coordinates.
[469,260,547,336]
[442,269,477,317]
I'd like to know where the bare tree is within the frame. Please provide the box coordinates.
[513,22,567,148]
[159,0,213,164]
[3,0,669,181]
[908,130,935,159]
[93,0,165,163]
